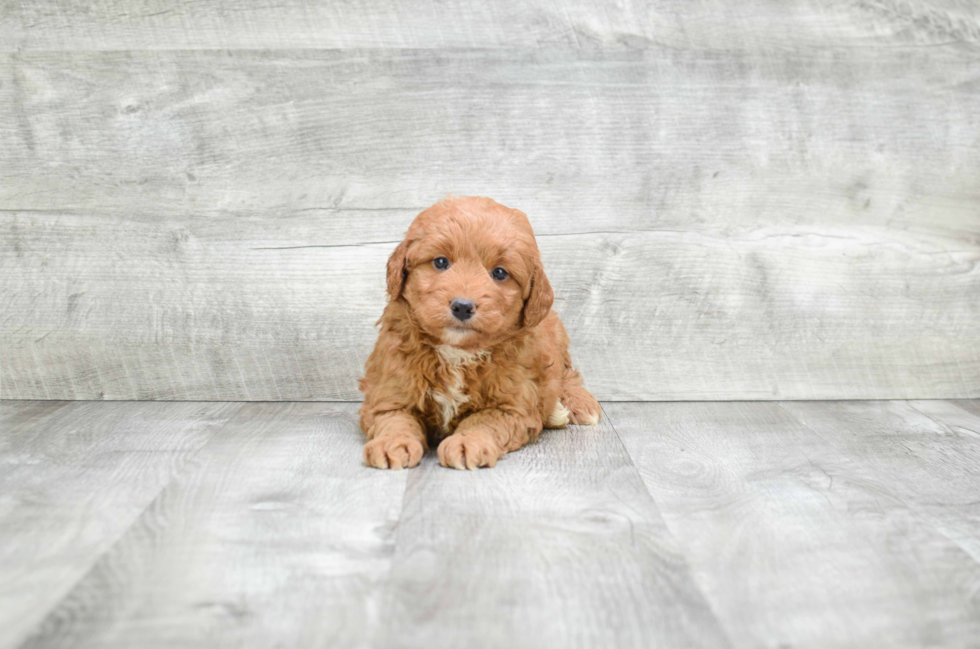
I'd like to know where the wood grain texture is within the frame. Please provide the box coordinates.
[780,399,980,563]
[2,45,978,400]
[16,402,408,649]
[5,399,980,646]
[375,415,731,649]
[0,399,69,431]
[603,401,980,649]
[952,399,980,419]
[0,400,241,649]
[1,1,978,50]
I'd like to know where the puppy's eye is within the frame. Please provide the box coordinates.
[491,267,508,281]
[433,257,450,271]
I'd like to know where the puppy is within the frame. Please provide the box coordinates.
[358,196,600,470]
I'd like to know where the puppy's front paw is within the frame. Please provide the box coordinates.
[363,433,424,470]
[437,432,501,470]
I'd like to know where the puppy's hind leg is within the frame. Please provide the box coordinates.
[561,363,601,425]
[544,401,571,428]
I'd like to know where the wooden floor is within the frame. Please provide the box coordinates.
[2,399,980,649]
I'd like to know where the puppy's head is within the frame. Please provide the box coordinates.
[386,196,553,349]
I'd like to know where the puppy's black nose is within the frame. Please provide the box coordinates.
[450,298,475,322]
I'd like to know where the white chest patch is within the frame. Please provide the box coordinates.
[429,345,491,432]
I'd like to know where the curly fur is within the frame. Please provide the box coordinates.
[358,195,600,470]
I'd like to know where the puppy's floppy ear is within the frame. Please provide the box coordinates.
[386,238,412,300]
[521,257,554,329]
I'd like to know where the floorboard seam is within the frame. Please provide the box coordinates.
[907,400,980,439]
[600,404,738,649]
[3,401,76,440]
[365,433,415,649]
[11,402,249,649]
[774,401,980,570]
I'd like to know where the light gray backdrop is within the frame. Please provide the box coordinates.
[1,1,978,401]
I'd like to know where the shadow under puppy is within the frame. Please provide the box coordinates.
[359,196,600,470]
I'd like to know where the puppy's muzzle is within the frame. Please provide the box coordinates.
[450,298,475,322]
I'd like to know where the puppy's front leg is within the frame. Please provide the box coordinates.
[437,409,534,470]
[363,410,426,470]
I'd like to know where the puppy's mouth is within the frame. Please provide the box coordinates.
[441,324,480,345]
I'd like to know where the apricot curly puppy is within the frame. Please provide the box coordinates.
[359,196,600,470]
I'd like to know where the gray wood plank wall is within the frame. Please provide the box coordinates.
[1,2,979,401]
